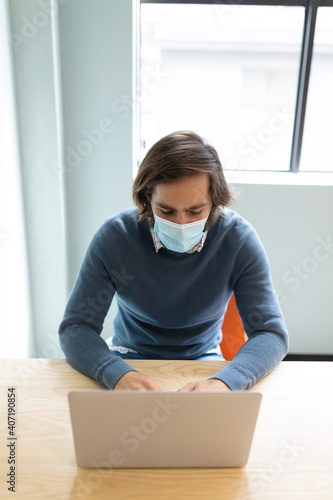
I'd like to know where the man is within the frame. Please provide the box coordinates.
[59,131,288,391]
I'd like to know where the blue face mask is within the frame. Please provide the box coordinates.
[153,214,208,253]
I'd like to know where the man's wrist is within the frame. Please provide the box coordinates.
[209,377,232,390]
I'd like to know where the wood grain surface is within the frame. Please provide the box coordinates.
[0,359,332,499]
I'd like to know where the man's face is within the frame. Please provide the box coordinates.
[150,173,212,225]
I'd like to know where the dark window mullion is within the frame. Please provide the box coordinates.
[141,1,306,5]
[290,0,318,172]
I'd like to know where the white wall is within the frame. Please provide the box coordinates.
[57,0,135,282]
[0,0,31,357]
[9,0,66,357]
[57,0,135,342]
[9,0,134,356]
[230,177,333,354]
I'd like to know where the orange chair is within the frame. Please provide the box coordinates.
[220,293,247,360]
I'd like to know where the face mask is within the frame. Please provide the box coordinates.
[153,214,208,253]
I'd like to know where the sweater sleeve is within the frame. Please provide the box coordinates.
[210,226,289,390]
[58,226,137,389]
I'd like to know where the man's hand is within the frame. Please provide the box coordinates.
[177,378,231,392]
[114,371,163,391]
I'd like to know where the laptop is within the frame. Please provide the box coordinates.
[68,390,262,468]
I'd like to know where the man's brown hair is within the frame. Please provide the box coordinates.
[132,130,234,226]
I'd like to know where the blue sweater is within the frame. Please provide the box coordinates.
[59,207,288,390]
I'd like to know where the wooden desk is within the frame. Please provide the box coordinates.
[0,359,332,499]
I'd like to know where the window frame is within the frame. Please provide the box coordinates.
[139,0,333,173]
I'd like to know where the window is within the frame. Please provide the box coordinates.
[139,1,333,174]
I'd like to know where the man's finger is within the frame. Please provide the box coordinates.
[177,381,196,392]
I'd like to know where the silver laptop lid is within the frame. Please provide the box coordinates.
[68,391,262,468]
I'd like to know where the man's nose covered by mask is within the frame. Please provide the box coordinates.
[153,214,208,253]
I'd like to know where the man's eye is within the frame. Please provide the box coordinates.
[161,209,173,215]
[190,210,202,216]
